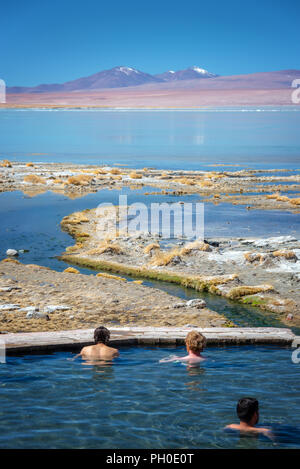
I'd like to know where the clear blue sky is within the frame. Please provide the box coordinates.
[1,0,300,86]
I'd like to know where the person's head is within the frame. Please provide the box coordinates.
[94,326,110,345]
[185,331,206,354]
[237,397,259,425]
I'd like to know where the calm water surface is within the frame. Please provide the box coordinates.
[0,345,299,449]
[1,108,300,169]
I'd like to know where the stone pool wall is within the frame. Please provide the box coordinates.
[2,326,298,355]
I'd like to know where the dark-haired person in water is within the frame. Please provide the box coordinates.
[79,326,119,360]
[225,397,272,438]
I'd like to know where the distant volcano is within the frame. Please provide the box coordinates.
[7,65,217,93]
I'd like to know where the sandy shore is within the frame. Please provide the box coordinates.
[0,87,294,108]
[0,261,228,333]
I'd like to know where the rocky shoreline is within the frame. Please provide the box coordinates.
[1,160,299,332]
[59,206,300,327]
[0,160,299,211]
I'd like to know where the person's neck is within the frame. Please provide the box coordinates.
[188,350,202,358]
[239,420,255,429]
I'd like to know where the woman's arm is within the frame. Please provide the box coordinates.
[159,354,182,363]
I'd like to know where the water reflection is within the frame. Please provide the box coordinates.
[2,109,300,170]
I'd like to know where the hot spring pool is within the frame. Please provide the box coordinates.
[0,345,299,449]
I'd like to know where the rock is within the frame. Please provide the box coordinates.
[0,286,19,292]
[286,313,294,321]
[240,239,256,245]
[253,236,297,248]
[43,305,71,313]
[0,304,20,311]
[204,239,220,247]
[0,287,11,292]
[186,299,207,309]
[26,311,50,320]
[6,249,18,257]
[19,306,39,313]
[63,267,79,274]
[292,337,300,348]
[174,302,186,308]
[171,256,181,265]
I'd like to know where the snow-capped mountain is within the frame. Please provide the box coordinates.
[9,67,299,95]
[155,66,218,81]
[8,65,219,93]
[70,66,163,89]
[8,66,163,93]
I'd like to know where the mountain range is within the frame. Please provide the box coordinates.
[5,67,300,107]
[7,66,218,93]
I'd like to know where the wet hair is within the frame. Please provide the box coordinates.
[94,326,110,345]
[185,331,206,353]
[237,397,259,423]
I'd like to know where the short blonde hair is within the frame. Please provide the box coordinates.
[185,331,206,353]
